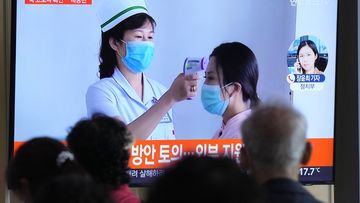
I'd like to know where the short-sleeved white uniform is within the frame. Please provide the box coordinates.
[86,68,175,140]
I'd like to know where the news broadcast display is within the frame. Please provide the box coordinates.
[11,0,336,185]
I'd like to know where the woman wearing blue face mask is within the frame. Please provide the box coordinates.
[202,42,260,139]
[87,0,199,140]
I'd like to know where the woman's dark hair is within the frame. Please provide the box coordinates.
[6,137,84,198]
[146,156,260,203]
[66,114,133,189]
[99,13,156,79]
[210,42,260,108]
[296,40,319,72]
[34,174,115,203]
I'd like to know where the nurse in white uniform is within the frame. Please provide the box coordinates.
[87,0,199,140]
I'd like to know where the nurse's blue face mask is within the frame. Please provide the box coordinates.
[119,40,154,74]
[201,83,234,116]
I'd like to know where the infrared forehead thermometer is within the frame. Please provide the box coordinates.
[183,57,208,75]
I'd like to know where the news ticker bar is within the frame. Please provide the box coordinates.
[128,166,334,186]
[14,138,333,169]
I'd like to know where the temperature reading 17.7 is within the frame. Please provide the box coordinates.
[299,167,320,176]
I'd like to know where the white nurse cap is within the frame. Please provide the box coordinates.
[96,0,149,32]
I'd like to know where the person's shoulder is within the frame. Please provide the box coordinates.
[87,78,118,93]
[112,184,141,203]
[314,68,324,74]
[239,109,252,118]
[89,77,116,88]
[86,78,119,98]
[228,109,252,125]
[262,178,322,203]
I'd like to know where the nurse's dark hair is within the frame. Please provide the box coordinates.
[296,40,319,73]
[99,13,156,79]
[210,42,260,108]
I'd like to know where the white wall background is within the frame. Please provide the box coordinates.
[15,4,100,140]
[14,0,336,141]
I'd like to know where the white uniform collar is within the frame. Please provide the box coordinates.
[112,68,154,106]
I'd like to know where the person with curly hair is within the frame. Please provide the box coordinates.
[66,114,139,203]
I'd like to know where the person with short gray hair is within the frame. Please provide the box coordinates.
[240,103,322,203]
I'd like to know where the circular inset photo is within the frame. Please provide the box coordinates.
[287,35,328,75]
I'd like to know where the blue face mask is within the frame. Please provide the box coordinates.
[121,41,154,74]
[201,84,230,116]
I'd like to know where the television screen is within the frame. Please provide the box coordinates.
[10,0,336,185]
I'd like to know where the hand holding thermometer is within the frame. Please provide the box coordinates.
[183,57,207,99]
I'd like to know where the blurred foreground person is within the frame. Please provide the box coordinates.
[6,137,84,203]
[241,103,322,203]
[146,156,261,203]
[33,174,115,203]
[67,114,140,203]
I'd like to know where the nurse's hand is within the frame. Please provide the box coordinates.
[167,73,199,102]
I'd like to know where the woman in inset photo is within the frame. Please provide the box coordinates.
[294,40,323,74]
